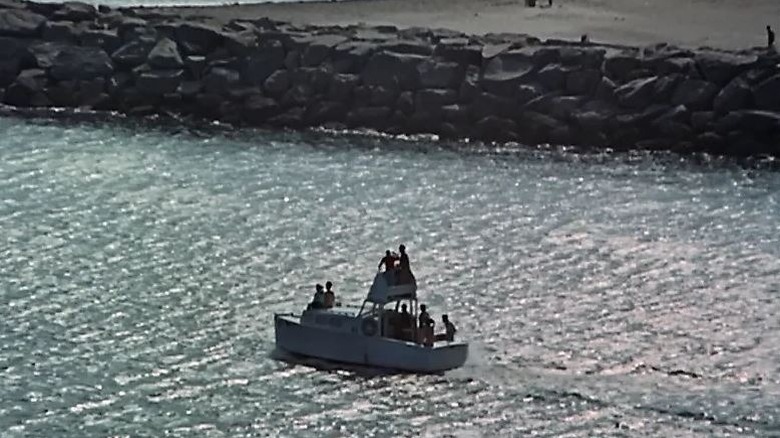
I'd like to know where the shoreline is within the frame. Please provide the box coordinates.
[141,0,780,51]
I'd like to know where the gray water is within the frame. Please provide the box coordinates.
[1,115,779,437]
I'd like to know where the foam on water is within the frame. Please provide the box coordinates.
[1,116,779,437]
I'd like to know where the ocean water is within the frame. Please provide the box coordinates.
[37,0,297,7]
[1,115,779,437]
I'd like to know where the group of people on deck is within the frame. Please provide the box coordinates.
[378,244,416,285]
[309,281,336,309]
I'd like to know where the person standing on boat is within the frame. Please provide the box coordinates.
[324,281,335,308]
[311,284,325,309]
[442,315,457,341]
[396,244,415,284]
[378,250,398,272]
[418,304,434,346]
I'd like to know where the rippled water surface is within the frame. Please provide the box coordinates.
[1,116,780,437]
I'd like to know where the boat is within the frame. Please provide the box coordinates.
[274,268,468,373]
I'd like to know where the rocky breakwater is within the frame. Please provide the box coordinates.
[2,0,780,156]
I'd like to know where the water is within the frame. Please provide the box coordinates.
[38,0,304,7]
[1,115,779,437]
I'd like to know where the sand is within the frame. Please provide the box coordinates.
[147,0,780,51]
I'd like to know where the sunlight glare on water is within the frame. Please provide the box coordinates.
[1,116,779,437]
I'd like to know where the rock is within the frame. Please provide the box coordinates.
[517,83,543,105]
[736,110,780,133]
[654,119,693,140]
[362,51,425,90]
[328,73,359,102]
[753,74,780,111]
[615,76,658,109]
[346,106,393,129]
[148,37,183,69]
[559,47,605,69]
[517,111,560,143]
[566,69,601,95]
[263,69,289,97]
[4,68,48,106]
[690,111,714,132]
[241,41,285,86]
[537,64,568,91]
[46,79,79,107]
[458,66,479,102]
[525,94,583,120]
[396,91,414,115]
[223,31,256,57]
[175,22,224,55]
[433,41,481,65]
[695,132,725,151]
[279,84,312,108]
[243,94,279,122]
[0,36,27,86]
[594,76,616,102]
[713,77,751,113]
[331,41,374,73]
[653,104,689,125]
[117,17,151,42]
[290,66,331,94]
[53,2,97,22]
[300,34,347,67]
[267,107,306,128]
[654,56,697,76]
[184,55,206,79]
[354,85,396,107]
[475,116,518,141]
[602,52,642,82]
[50,46,113,81]
[42,21,82,43]
[306,100,346,124]
[112,38,155,68]
[696,51,757,86]
[379,40,433,56]
[177,80,201,98]
[0,9,46,37]
[417,59,464,89]
[670,79,718,110]
[572,108,614,133]
[136,69,184,95]
[652,74,683,103]
[441,103,470,124]
[481,50,534,96]
[203,66,240,95]
[414,88,458,115]
[471,92,515,120]
[80,29,121,54]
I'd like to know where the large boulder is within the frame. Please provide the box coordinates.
[566,69,601,96]
[0,9,46,37]
[379,40,433,56]
[80,29,121,54]
[4,68,49,106]
[174,22,224,55]
[753,73,780,111]
[414,88,458,116]
[203,66,240,94]
[52,1,97,22]
[136,69,184,95]
[305,100,347,124]
[112,38,155,68]
[696,51,757,86]
[241,41,285,86]
[49,46,113,81]
[537,64,568,91]
[433,40,481,65]
[263,69,290,97]
[417,59,464,89]
[602,52,643,82]
[516,111,560,143]
[670,79,718,110]
[345,106,393,129]
[713,77,751,114]
[734,110,780,133]
[362,51,425,90]
[470,91,516,120]
[354,84,397,107]
[0,35,27,86]
[331,41,374,73]
[524,94,583,120]
[42,21,82,43]
[328,73,359,102]
[480,50,534,96]
[615,76,658,109]
[300,34,347,67]
[475,115,518,141]
[147,37,183,69]
[243,94,279,123]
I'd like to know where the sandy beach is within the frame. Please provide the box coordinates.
[147,0,780,51]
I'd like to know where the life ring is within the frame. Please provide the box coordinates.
[361,318,378,337]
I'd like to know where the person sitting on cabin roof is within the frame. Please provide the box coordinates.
[310,283,325,309]
[378,250,398,272]
[324,281,335,308]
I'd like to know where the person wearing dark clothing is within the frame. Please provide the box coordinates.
[324,281,335,308]
[310,283,325,309]
[378,250,397,272]
[418,304,434,346]
[398,245,409,271]
[768,25,776,48]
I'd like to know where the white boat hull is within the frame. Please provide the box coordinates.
[274,314,468,373]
